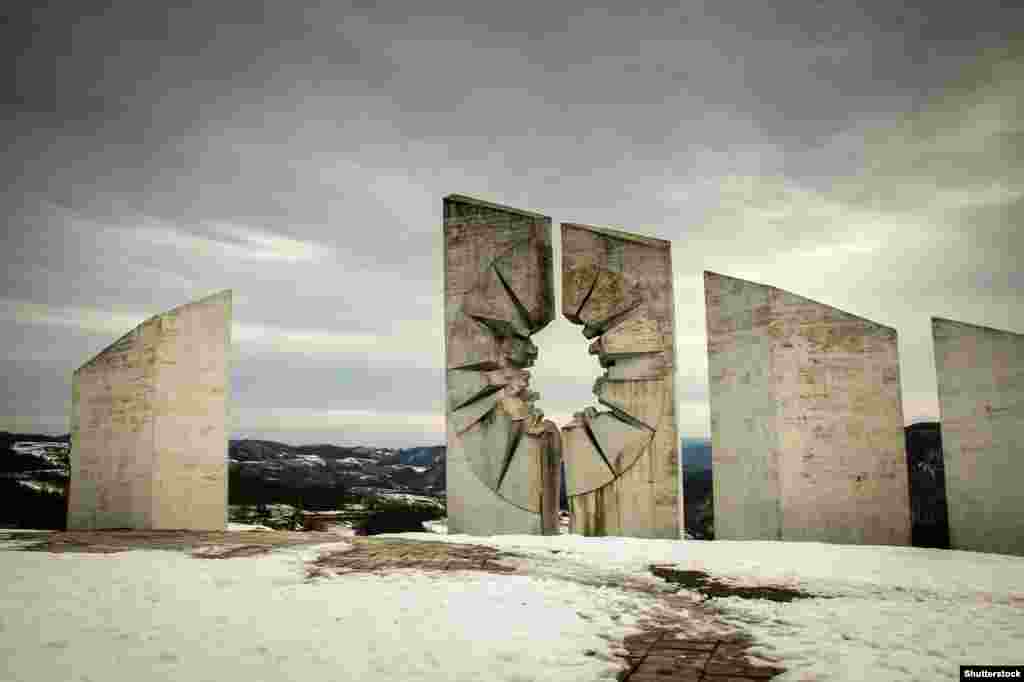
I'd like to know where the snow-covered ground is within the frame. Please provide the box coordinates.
[374,492,443,507]
[388,533,1024,681]
[0,534,657,682]
[2,530,1022,682]
[10,441,69,466]
[15,479,66,494]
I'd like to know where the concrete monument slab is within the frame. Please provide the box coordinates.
[67,290,231,531]
[705,271,910,545]
[561,223,681,538]
[933,317,1024,556]
[443,194,560,535]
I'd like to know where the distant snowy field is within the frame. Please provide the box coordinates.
[2,530,1022,682]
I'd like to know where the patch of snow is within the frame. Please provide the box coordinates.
[226,523,273,532]
[4,529,1022,682]
[10,441,68,466]
[15,480,65,495]
[337,457,375,466]
[376,493,443,507]
[382,533,1024,681]
[422,520,448,535]
[291,454,326,468]
[0,541,658,682]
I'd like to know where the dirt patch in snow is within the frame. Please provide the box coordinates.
[306,537,525,579]
[2,529,347,556]
[650,564,821,603]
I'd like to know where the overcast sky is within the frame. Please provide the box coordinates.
[2,1,1021,447]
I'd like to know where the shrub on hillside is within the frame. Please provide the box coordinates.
[357,495,444,535]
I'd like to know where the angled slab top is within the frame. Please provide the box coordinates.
[443,194,550,220]
[75,290,233,372]
[704,270,896,333]
[561,222,671,248]
[932,316,1023,338]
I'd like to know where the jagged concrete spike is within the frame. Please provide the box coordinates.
[561,222,679,539]
[578,269,643,329]
[463,266,532,338]
[605,353,667,381]
[449,390,502,434]
[584,410,654,475]
[446,313,503,371]
[562,420,616,496]
[498,431,542,512]
[594,374,667,431]
[68,290,231,531]
[562,263,601,323]
[496,334,539,368]
[594,306,663,356]
[495,419,526,490]
[492,236,555,332]
[461,406,517,491]
[443,194,560,536]
[582,300,643,339]
[446,370,496,411]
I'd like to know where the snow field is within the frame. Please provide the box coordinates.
[0,540,661,682]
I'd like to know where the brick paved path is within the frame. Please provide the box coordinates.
[618,629,785,681]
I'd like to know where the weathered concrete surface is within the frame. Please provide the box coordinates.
[561,223,680,539]
[933,317,1024,556]
[443,194,560,535]
[706,272,910,546]
[68,291,231,531]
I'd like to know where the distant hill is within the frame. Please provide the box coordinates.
[681,438,712,473]
[227,440,446,509]
[1,427,953,547]
[680,438,714,539]
[0,431,70,529]
[904,422,950,549]
[0,431,447,528]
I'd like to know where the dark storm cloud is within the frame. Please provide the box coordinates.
[1,1,1021,443]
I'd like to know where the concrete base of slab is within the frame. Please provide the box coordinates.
[446,430,541,536]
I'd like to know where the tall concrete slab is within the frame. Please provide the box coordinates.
[706,272,910,546]
[443,194,560,536]
[67,291,231,530]
[933,318,1024,556]
[561,223,680,539]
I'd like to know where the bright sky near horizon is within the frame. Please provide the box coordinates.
[2,2,1022,447]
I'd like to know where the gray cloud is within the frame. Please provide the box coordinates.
[2,2,1021,445]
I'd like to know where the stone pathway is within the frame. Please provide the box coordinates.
[619,629,786,681]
